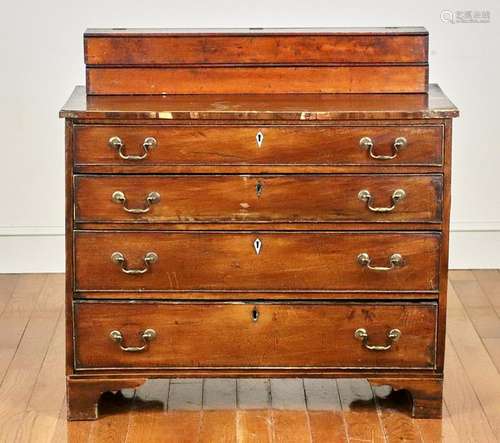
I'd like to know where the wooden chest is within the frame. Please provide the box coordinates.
[61,28,458,420]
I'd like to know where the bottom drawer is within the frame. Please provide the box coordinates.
[73,301,437,370]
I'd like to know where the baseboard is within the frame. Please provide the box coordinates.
[449,230,500,269]
[0,234,64,273]
[0,225,499,273]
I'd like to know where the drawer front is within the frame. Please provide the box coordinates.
[85,34,428,65]
[74,125,443,167]
[74,231,440,292]
[75,174,443,224]
[86,66,427,95]
[73,301,437,369]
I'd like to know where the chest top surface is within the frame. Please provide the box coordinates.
[60,84,458,121]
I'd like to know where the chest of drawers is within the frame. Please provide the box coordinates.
[61,28,458,420]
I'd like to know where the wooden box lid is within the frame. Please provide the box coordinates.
[84,27,429,95]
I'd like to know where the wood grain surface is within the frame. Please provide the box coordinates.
[74,231,441,292]
[60,84,459,121]
[85,33,427,65]
[87,65,428,95]
[73,124,443,168]
[73,301,437,369]
[75,174,443,224]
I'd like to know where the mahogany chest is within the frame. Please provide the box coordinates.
[60,27,458,420]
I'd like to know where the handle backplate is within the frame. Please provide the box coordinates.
[108,136,157,160]
[109,328,157,352]
[354,328,401,351]
[112,191,161,214]
[359,136,408,160]
[357,253,404,271]
[111,251,158,274]
[358,189,406,213]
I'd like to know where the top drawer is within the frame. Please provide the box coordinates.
[85,30,428,65]
[73,125,443,168]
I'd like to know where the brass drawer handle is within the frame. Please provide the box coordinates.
[358,189,406,213]
[112,191,161,214]
[111,251,158,274]
[357,252,404,271]
[359,136,407,160]
[354,328,401,351]
[109,328,156,352]
[108,136,157,160]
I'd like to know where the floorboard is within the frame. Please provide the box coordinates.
[167,378,203,411]
[474,269,500,318]
[51,399,69,443]
[305,379,347,442]
[484,338,500,373]
[374,386,423,442]
[0,274,60,442]
[0,274,47,384]
[443,336,497,442]
[15,307,65,443]
[0,274,19,316]
[199,410,236,443]
[236,378,271,409]
[337,378,386,443]
[203,378,237,410]
[236,409,273,443]
[448,281,500,437]
[271,409,312,443]
[453,278,500,338]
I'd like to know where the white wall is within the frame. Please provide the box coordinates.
[0,0,499,272]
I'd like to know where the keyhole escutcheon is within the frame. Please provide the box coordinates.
[256,131,264,148]
[252,306,260,322]
[256,181,264,197]
[253,238,262,255]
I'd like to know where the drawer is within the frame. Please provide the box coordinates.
[74,231,440,292]
[85,32,428,65]
[73,301,437,369]
[75,174,443,224]
[73,125,443,167]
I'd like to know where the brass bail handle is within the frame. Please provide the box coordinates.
[112,191,161,214]
[359,136,407,160]
[354,328,401,351]
[108,136,157,160]
[109,329,157,352]
[357,253,404,272]
[111,251,158,274]
[358,189,406,213]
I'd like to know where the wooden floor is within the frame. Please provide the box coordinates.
[1,272,500,442]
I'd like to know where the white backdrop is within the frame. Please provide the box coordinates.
[0,0,499,272]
